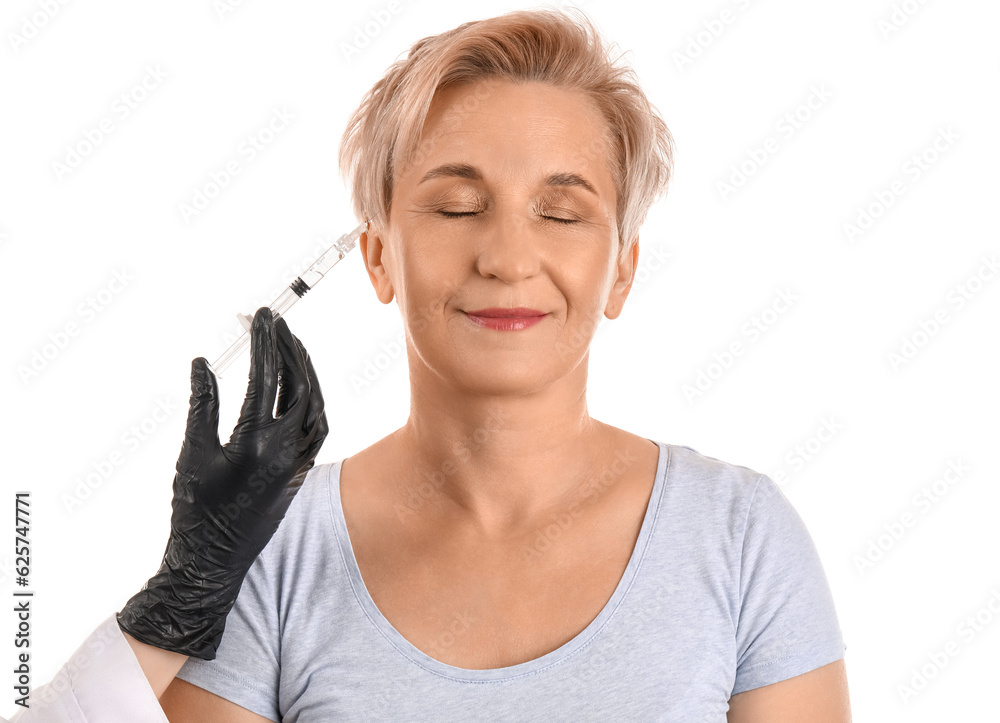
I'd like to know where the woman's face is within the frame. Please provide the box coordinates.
[361,78,639,396]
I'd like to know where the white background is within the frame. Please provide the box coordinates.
[1,0,998,720]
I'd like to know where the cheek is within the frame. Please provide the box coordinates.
[396,250,462,325]
[557,252,616,308]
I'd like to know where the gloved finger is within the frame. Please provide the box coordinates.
[277,330,323,423]
[274,327,303,419]
[273,317,310,426]
[293,392,327,464]
[299,408,329,466]
[237,308,279,428]
[289,459,314,491]
[300,345,328,447]
[180,357,222,457]
[288,334,329,466]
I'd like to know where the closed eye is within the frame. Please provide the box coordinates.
[437,210,579,224]
[438,210,479,218]
[535,200,581,225]
[544,215,578,225]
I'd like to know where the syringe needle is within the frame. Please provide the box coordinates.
[208,219,371,377]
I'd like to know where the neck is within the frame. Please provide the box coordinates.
[391,356,609,536]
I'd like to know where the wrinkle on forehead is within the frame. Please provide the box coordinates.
[402,79,615,194]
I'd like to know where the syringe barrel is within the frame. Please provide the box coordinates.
[209,288,299,376]
[209,330,251,376]
[299,238,353,288]
[208,220,365,378]
[270,286,301,319]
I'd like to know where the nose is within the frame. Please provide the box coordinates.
[474,209,542,283]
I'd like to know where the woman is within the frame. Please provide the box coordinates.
[14,9,850,722]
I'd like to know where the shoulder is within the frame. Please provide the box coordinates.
[290,459,341,515]
[651,443,812,569]
[661,443,814,547]
[660,443,769,516]
[664,443,763,483]
[258,459,343,559]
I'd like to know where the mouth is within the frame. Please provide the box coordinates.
[464,307,546,318]
[463,307,548,331]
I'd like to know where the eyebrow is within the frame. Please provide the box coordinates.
[419,163,481,183]
[545,171,597,196]
[418,164,598,196]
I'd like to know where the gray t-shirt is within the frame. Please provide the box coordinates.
[176,441,846,721]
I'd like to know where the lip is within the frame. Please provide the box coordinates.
[465,307,546,318]
[464,307,547,331]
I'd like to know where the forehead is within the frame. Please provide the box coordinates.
[402,78,615,190]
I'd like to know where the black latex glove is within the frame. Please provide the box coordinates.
[117,307,328,660]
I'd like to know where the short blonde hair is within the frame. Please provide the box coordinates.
[339,8,675,262]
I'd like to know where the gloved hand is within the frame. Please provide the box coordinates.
[116,307,328,660]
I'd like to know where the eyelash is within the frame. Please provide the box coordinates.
[437,210,578,225]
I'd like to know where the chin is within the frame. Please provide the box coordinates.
[446,361,551,396]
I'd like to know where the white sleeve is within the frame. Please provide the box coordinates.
[5,614,168,723]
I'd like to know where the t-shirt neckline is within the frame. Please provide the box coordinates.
[326,439,669,683]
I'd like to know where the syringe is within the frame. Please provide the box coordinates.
[209,218,372,376]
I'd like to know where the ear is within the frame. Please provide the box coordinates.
[359,224,395,304]
[604,236,640,320]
